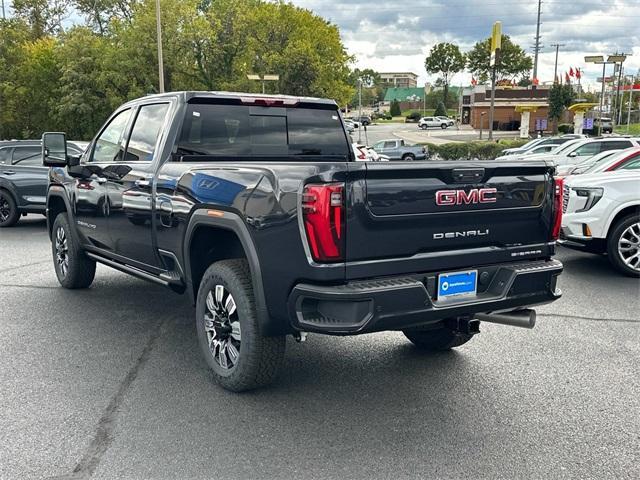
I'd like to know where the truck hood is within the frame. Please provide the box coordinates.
[565,170,640,188]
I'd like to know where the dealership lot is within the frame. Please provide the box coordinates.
[1,217,638,479]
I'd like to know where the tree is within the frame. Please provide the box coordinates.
[424,42,465,106]
[390,99,401,117]
[466,34,532,83]
[548,83,575,132]
[348,68,382,108]
[434,101,447,117]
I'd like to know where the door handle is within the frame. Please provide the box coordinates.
[4,170,15,175]
[135,178,151,188]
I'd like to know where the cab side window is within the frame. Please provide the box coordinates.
[125,103,170,162]
[91,109,132,163]
[0,147,11,164]
[574,142,601,156]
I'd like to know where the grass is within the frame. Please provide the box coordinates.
[613,123,640,135]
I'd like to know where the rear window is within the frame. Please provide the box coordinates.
[176,103,350,160]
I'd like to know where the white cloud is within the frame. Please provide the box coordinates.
[294,0,640,89]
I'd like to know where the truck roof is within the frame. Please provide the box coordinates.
[130,91,337,107]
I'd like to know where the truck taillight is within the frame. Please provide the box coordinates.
[301,183,345,262]
[551,177,563,241]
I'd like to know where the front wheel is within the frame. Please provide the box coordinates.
[51,214,96,288]
[441,124,447,129]
[403,327,473,351]
[420,124,427,130]
[196,259,286,392]
[607,215,640,277]
[0,190,19,227]
[402,153,416,161]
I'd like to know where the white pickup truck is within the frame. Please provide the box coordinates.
[560,170,640,277]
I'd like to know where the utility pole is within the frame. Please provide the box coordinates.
[550,43,565,83]
[532,0,543,83]
[2,0,5,20]
[357,78,363,143]
[155,0,165,93]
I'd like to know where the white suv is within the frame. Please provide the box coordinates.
[418,117,448,129]
[560,170,640,276]
[510,137,640,166]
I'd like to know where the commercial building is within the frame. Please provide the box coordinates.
[461,85,551,134]
[380,72,419,89]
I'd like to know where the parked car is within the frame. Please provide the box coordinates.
[0,139,85,227]
[42,90,563,391]
[371,139,427,161]
[436,116,455,127]
[557,148,640,177]
[507,137,640,166]
[405,112,422,123]
[418,116,448,129]
[555,150,622,177]
[584,117,613,135]
[500,136,576,156]
[560,170,640,276]
[522,144,558,155]
[353,143,388,162]
[349,115,370,126]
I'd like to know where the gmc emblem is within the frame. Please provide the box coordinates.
[435,188,498,206]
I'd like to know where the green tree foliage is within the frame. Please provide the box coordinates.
[434,101,447,117]
[548,83,575,132]
[390,99,401,117]
[0,0,354,139]
[348,68,383,108]
[425,89,458,110]
[466,35,532,82]
[424,42,465,106]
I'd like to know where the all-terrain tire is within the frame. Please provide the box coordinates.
[51,214,96,288]
[607,214,640,277]
[0,190,20,227]
[403,327,473,351]
[196,259,286,392]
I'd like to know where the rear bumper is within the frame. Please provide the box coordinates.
[558,229,607,254]
[288,259,563,335]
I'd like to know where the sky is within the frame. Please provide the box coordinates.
[293,0,640,91]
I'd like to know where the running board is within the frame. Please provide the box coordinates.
[86,252,170,287]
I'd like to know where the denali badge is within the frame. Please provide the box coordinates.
[433,229,489,239]
[436,188,497,206]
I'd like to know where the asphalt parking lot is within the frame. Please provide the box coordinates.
[1,217,639,480]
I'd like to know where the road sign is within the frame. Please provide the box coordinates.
[490,22,502,67]
[583,118,594,129]
[597,77,614,83]
[535,118,548,131]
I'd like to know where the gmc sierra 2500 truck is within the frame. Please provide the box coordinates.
[42,91,563,391]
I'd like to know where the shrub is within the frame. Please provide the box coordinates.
[405,111,422,122]
[434,101,447,117]
[422,141,511,161]
[558,123,573,134]
[390,99,401,117]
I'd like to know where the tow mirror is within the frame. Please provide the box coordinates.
[42,132,68,167]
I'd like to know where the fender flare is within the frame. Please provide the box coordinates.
[183,209,271,334]
[46,185,73,239]
[604,201,640,237]
[0,178,19,204]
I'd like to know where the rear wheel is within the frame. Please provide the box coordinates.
[0,190,19,227]
[420,124,427,130]
[440,123,447,129]
[403,327,473,351]
[607,214,640,277]
[51,214,96,288]
[402,153,416,161]
[196,259,286,392]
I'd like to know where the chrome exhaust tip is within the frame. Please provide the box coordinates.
[475,309,536,329]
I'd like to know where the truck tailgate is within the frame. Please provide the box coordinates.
[346,161,555,279]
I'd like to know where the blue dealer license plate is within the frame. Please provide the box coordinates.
[437,270,478,298]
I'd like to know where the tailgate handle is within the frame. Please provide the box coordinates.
[452,168,485,183]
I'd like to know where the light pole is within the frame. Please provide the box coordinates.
[479,111,487,140]
[155,0,164,93]
[247,74,279,94]
[584,55,625,136]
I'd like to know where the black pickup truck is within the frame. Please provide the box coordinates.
[43,91,563,391]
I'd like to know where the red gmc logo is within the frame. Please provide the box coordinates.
[435,188,498,206]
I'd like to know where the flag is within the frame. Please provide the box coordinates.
[565,72,570,83]
[575,68,581,80]
[532,77,539,86]
[471,77,477,86]
[569,67,574,77]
